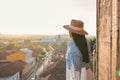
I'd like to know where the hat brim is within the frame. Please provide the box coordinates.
[63,25,88,35]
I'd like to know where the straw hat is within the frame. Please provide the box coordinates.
[63,19,88,35]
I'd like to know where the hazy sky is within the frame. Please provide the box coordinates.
[0,0,96,35]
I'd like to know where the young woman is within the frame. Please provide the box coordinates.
[63,19,91,80]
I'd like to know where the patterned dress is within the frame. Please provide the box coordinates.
[66,40,91,80]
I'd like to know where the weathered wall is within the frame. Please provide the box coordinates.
[98,0,112,80]
[111,0,118,80]
[117,0,120,80]
[97,0,119,80]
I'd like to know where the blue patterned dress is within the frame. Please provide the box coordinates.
[66,40,90,80]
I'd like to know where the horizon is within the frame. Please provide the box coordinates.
[0,33,96,37]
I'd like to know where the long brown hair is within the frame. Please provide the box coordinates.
[71,32,90,63]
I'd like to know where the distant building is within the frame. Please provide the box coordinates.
[0,60,26,80]
[20,48,34,64]
[30,39,41,43]
[17,40,25,44]
[7,51,26,62]
[32,52,38,57]
[0,49,37,79]
[0,48,35,64]
[40,38,57,42]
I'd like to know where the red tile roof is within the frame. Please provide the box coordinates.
[0,51,25,60]
[0,60,26,77]
[32,52,38,57]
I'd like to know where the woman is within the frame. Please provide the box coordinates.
[63,19,91,80]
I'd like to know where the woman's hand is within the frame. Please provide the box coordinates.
[86,64,91,70]
[82,62,91,70]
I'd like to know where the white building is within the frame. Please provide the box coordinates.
[40,38,57,42]
[20,48,34,64]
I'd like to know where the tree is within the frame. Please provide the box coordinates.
[88,37,96,52]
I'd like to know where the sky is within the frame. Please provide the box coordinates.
[0,0,96,36]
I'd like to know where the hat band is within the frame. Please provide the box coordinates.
[69,25,83,31]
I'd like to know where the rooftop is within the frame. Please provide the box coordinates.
[0,51,25,60]
[0,60,26,77]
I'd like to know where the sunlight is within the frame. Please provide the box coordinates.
[0,0,96,35]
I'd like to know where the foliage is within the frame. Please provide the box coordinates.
[45,47,50,52]
[61,41,67,48]
[24,40,30,44]
[39,54,45,60]
[5,44,15,49]
[88,36,96,52]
